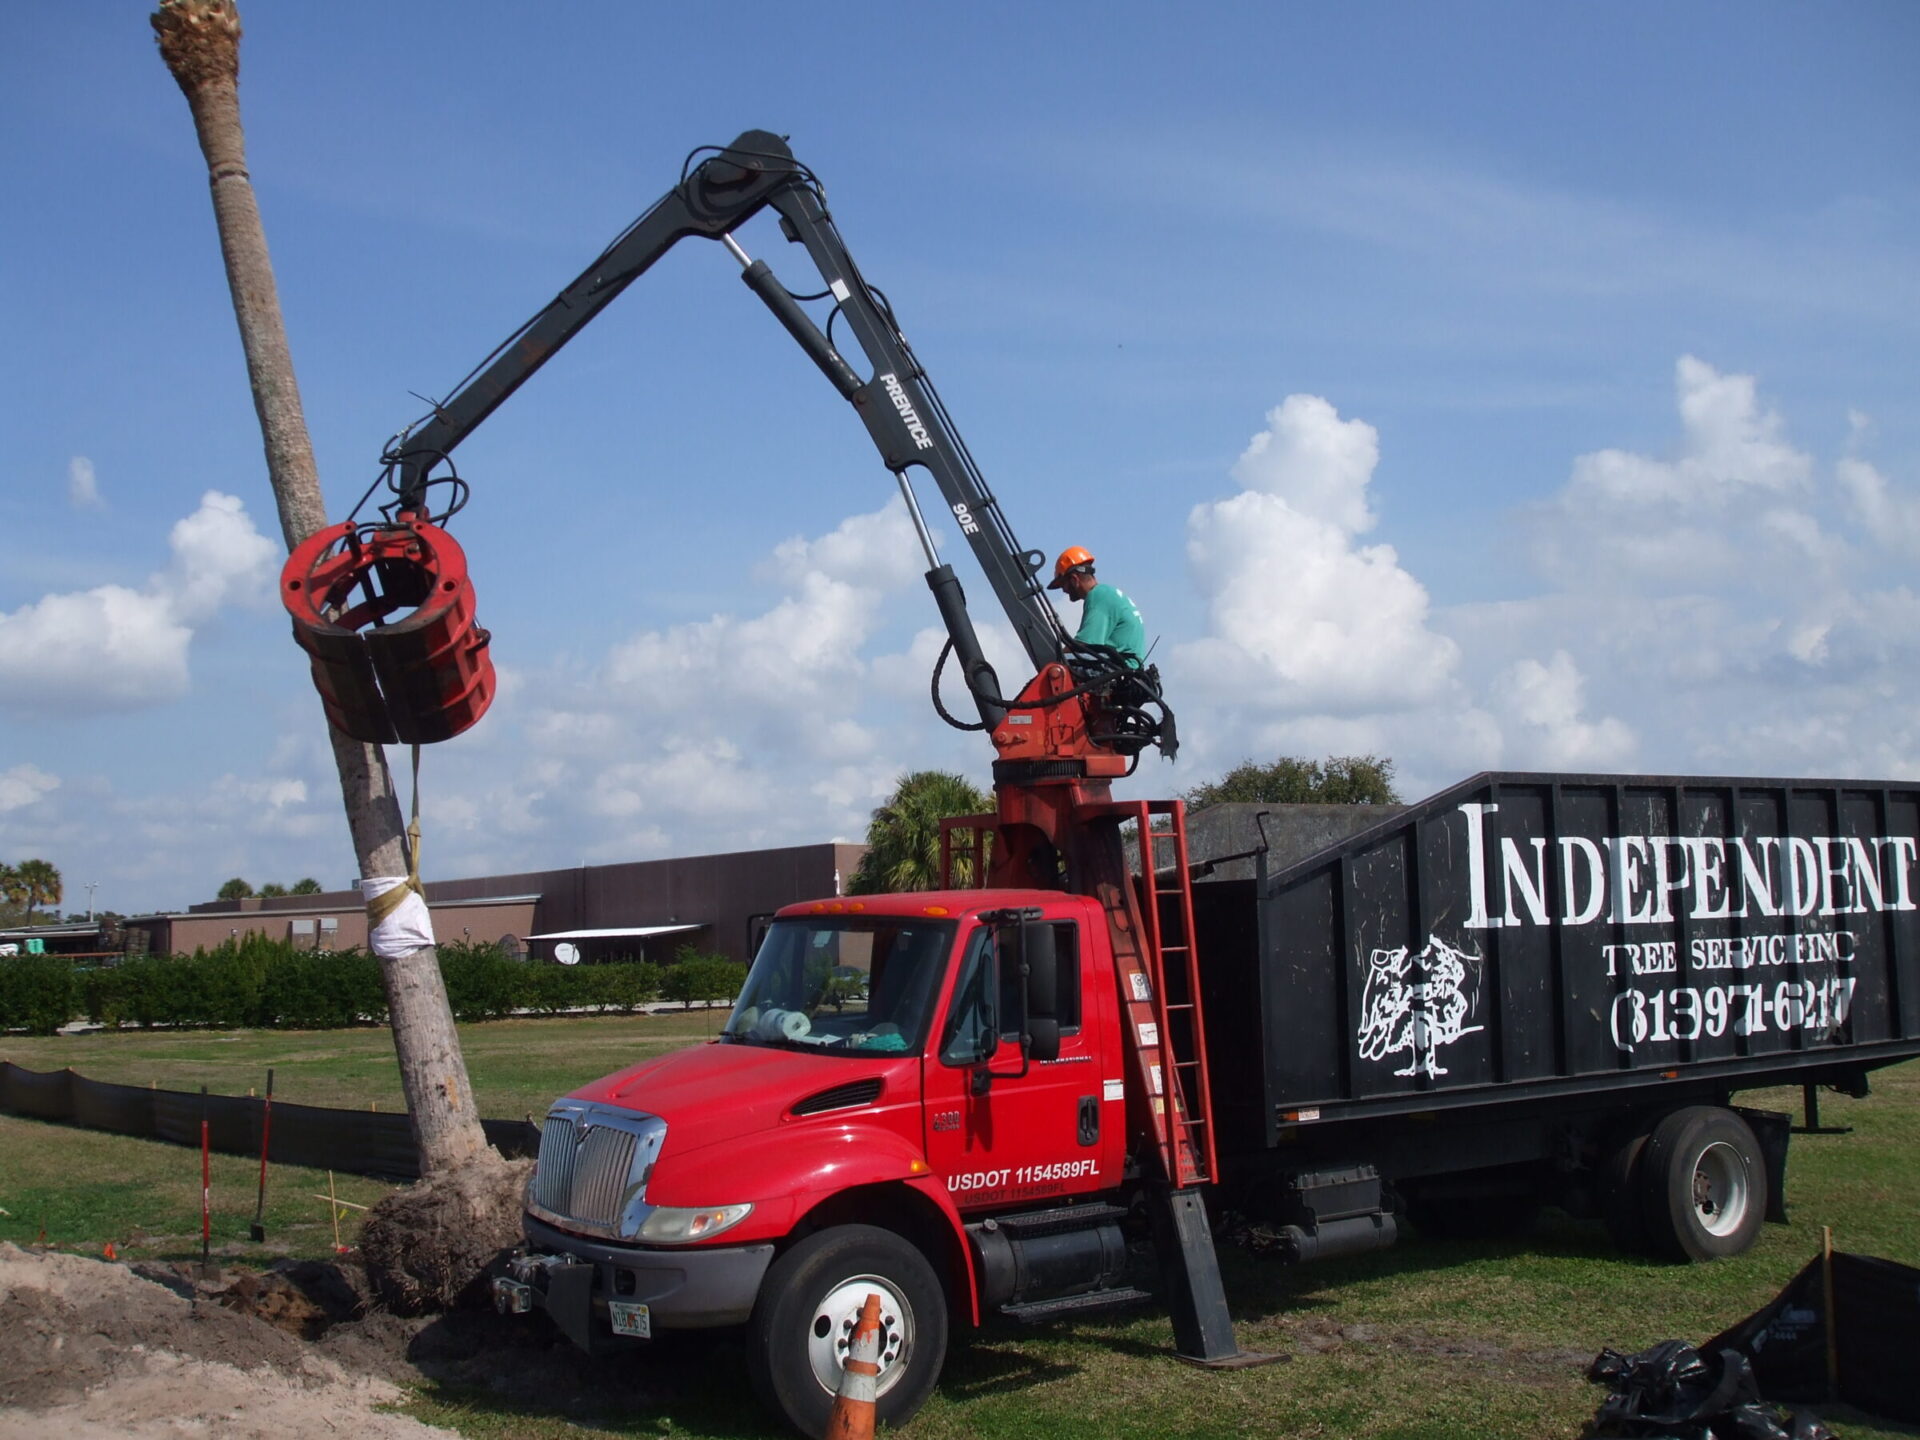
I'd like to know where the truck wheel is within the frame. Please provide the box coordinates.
[1598,1127,1649,1253]
[747,1223,947,1439]
[1639,1106,1767,1262]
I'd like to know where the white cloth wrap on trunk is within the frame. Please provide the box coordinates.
[361,876,435,958]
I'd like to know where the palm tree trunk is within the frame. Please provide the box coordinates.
[152,0,489,1177]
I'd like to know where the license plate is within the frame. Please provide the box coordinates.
[608,1300,651,1338]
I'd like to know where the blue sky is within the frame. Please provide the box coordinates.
[3,2,1917,915]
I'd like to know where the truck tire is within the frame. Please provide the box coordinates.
[1638,1106,1767,1262]
[1598,1127,1650,1253]
[747,1223,947,1439]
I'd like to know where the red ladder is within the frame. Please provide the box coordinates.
[1083,798,1217,1189]
[1137,799,1218,1187]
[938,813,996,890]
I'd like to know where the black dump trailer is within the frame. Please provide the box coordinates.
[1188,772,1920,1263]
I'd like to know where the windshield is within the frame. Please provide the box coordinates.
[722,916,957,1055]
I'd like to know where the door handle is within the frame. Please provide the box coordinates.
[1077,1095,1099,1147]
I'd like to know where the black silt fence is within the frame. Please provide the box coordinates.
[0,1061,539,1181]
[1710,1249,1920,1422]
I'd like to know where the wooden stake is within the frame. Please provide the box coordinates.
[1821,1225,1839,1400]
[326,1171,342,1251]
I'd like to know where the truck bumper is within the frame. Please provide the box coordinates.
[497,1213,776,1353]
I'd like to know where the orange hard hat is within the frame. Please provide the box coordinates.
[1048,545,1095,590]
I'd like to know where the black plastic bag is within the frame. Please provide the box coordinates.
[1585,1340,1836,1440]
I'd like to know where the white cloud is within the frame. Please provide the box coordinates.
[157,490,278,623]
[608,503,921,715]
[763,501,925,591]
[1176,393,1458,714]
[0,491,275,712]
[1169,359,1920,803]
[1836,455,1920,560]
[67,457,103,511]
[1492,651,1635,771]
[1531,357,1824,590]
[0,765,59,813]
[0,585,193,707]
[1431,359,1920,788]
[432,496,959,878]
[1229,394,1380,532]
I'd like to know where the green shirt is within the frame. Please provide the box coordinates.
[1076,582,1146,667]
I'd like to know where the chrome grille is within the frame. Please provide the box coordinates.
[531,1116,579,1216]
[528,1102,666,1239]
[568,1125,638,1225]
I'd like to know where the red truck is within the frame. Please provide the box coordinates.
[500,771,1920,1437]
[347,132,1920,1435]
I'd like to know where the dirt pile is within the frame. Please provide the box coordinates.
[0,1243,455,1440]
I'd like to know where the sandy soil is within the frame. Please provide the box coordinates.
[0,1242,455,1440]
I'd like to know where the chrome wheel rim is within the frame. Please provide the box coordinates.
[804,1272,913,1399]
[1692,1140,1751,1236]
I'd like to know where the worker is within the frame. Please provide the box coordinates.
[1047,545,1146,668]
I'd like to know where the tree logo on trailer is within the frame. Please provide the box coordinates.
[1357,934,1485,1078]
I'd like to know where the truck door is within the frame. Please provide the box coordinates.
[923,915,1122,1210]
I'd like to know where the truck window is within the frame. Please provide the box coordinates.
[939,922,1080,1066]
[722,916,957,1055]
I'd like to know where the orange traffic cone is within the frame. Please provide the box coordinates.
[825,1292,883,1440]
[103,1242,116,1260]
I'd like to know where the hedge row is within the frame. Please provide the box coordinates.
[0,936,740,1036]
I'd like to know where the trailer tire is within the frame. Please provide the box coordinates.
[1598,1128,1650,1254]
[747,1223,947,1439]
[1639,1106,1767,1262]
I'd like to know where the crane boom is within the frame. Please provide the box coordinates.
[380,129,1095,732]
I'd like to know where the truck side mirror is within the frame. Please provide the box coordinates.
[1027,1017,1061,1064]
[1022,924,1061,1064]
[1025,924,1057,1015]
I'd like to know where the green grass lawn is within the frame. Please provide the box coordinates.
[3,1018,1914,1440]
[0,1008,729,1117]
[0,1012,723,1261]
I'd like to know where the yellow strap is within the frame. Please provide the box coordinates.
[365,744,423,928]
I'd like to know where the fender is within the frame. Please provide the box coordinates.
[901,1171,981,1326]
[649,1125,982,1324]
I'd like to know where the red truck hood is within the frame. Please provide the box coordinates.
[567,1041,910,1148]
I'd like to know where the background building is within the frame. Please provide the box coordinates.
[124,841,867,963]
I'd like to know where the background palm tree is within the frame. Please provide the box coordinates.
[152,0,509,1308]
[847,771,993,894]
[0,864,23,913]
[15,860,62,919]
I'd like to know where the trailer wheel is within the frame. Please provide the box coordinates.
[747,1223,947,1439]
[1598,1128,1650,1253]
[1639,1107,1767,1262]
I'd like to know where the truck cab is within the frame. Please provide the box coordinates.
[506,888,1133,1436]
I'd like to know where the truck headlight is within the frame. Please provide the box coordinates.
[632,1203,754,1244]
